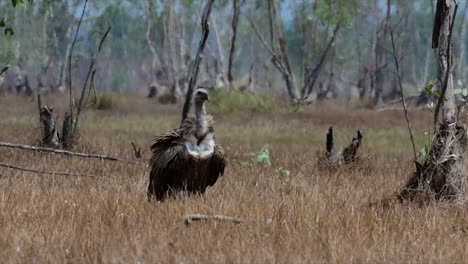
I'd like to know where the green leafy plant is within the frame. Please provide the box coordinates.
[250,145,271,166]
[277,167,291,177]
[419,145,429,160]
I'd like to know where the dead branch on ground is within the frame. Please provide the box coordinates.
[0,141,123,162]
[182,214,247,225]
[0,162,96,177]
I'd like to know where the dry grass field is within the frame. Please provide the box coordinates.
[1,93,468,263]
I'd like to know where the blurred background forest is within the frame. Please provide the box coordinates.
[0,0,467,105]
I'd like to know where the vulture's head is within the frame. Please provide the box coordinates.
[194,88,209,104]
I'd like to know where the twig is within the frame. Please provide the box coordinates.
[37,94,42,122]
[0,162,96,177]
[180,0,215,126]
[390,22,418,162]
[68,0,88,122]
[248,17,277,58]
[433,2,458,127]
[0,65,9,75]
[74,26,111,134]
[182,214,247,225]
[0,141,122,161]
[131,141,142,159]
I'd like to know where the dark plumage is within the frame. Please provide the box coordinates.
[148,89,226,201]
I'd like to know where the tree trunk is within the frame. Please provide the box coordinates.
[211,15,227,86]
[166,0,180,102]
[457,0,468,82]
[227,0,240,86]
[399,0,466,202]
[145,0,162,85]
[39,106,61,149]
[373,0,391,105]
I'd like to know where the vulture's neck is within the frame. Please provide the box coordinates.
[194,101,208,137]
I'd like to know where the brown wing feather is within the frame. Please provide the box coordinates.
[205,144,226,187]
[148,129,191,201]
[148,125,226,201]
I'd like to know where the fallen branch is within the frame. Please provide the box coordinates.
[182,214,247,225]
[0,141,121,161]
[0,162,96,177]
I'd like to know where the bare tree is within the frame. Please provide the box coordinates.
[250,0,299,101]
[251,0,341,103]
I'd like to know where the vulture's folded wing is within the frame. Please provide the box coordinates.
[148,129,192,200]
[205,144,226,187]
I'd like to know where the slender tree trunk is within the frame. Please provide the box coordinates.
[267,0,278,52]
[227,0,240,86]
[457,0,468,82]
[145,0,162,85]
[211,15,227,85]
[166,0,180,102]
[374,0,391,105]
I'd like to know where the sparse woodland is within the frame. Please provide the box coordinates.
[1,0,468,263]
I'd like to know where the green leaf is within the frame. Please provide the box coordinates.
[250,145,271,166]
[463,89,468,97]
[419,146,428,159]
[424,83,433,96]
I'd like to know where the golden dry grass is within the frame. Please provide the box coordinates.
[1,95,468,263]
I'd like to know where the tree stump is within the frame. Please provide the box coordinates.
[39,106,61,149]
[325,127,363,166]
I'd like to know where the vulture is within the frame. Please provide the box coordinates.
[148,88,226,201]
